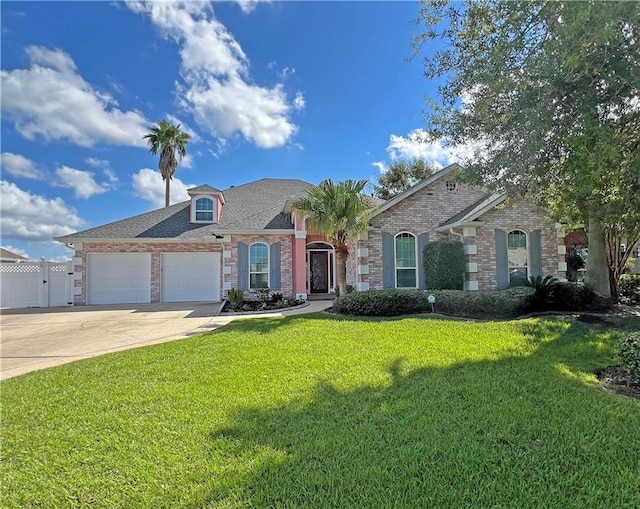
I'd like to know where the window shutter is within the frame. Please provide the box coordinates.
[495,229,509,289]
[237,241,249,291]
[382,232,395,289]
[417,232,429,289]
[269,242,281,290]
[529,229,542,278]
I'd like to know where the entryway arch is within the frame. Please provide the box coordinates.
[306,241,336,294]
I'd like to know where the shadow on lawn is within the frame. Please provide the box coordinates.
[194,318,640,508]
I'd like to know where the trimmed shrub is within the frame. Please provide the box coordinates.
[619,274,640,305]
[433,287,535,318]
[618,332,640,383]
[333,288,534,318]
[545,283,612,312]
[333,290,431,316]
[424,241,465,290]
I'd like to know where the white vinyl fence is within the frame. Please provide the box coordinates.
[0,261,73,308]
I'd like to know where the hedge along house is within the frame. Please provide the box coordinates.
[55,165,567,306]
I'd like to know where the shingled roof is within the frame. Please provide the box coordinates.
[56,178,313,241]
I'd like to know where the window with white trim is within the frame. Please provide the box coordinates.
[507,230,528,285]
[395,232,417,288]
[194,197,214,222]
[249,243,269,289]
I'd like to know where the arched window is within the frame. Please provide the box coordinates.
[507,230,528,285]
[249,243,269,289]
[395,232,417,288]
[195,197,214,222]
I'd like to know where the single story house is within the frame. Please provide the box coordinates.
[55,164,567,305]
[1,247,30,263]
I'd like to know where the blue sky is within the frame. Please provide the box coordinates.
[1,1,460,261]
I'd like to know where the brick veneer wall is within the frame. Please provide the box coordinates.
[362,180,486,290]
[73,242,223,305]
[359,181,565,291]
[222,234,294,297]
[473,199,564,290]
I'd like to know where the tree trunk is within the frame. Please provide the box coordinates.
[165,178,170,208]
[336,248,348,297]
[585,214,612,298]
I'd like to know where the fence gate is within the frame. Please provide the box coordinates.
[0,261,73,308]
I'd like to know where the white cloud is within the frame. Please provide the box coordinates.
[293,92,305,111]
[128,1,301,149]
[385,128,483,168]
[371,161,387,174]
[85,157,110,169]
[56,166,113,199]
[1,46,150,147]
[0,180,85,241]
[233,0,267,14]
[1,152,42,179]
[132,168,194,208]
[86,158,119,184]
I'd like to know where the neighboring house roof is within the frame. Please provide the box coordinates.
[0,247,29,262]
[55,179,313,242]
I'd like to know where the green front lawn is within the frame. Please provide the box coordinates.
[2,314,639,508]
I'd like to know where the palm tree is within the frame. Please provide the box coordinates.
[143,121,191,207]
[294,179,372,296]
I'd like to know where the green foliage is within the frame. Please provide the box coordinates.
[544,283,613,312]
[519,275,561,310]
[372,158,439,199]
[255,287,271,303]
[227,288,244,310]
[333,290,431,316]
[294,179,372,296]
[618,332,640,383]
[433,288,535,318]
[333,288,534,318]
[423,241,465,290]
[271,292,283,303]
[413,0,640,297]
[619,274,640,305]
[143,120,191,207]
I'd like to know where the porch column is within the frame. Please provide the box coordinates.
[293,233,307,299]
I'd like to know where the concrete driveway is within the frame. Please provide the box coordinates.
[0,302,226,380]
[0,300,332,380]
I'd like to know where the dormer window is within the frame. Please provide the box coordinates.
[195,197,214,222]
[187,184,224,224]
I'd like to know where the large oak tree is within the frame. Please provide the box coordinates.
[414,0,640,297]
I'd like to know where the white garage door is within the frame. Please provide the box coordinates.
[88,254,151,305]
[161,252,221,302]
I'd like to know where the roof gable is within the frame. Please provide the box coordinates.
[369,163,462,218]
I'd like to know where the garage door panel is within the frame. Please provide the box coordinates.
[162,253,220,302]
[88,254,151,305]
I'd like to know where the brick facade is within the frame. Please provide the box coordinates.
[222,234,294,297]
[360,180,485,290]
[358,180,565,291]
[72,242,223,305]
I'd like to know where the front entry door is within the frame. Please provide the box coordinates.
[309,251,329,293]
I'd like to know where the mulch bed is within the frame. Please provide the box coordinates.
[595,366,640,400]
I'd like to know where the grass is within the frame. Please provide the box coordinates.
[2,313,640,508]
